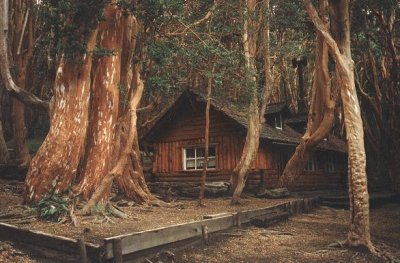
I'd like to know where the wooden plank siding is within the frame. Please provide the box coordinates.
[147,99,346,191]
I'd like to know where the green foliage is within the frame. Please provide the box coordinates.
[37,194,69,222]
[39,0,108,60]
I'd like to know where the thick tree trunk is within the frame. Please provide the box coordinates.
[112,16,154,205]
[75,5,123,201]
[279,0,335,188]
[81,66,148,214]
[23,3,153,210]
[304,0,373,250]
[25,31,97,202]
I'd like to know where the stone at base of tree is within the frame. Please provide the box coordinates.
[148,181,229,199]
[257,188,291,198]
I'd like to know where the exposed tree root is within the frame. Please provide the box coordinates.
[327,240,399,263]
[106,203,129,219]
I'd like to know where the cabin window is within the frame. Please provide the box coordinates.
[305,158,315,172]
[324,156,335,173]
[183,147,216,170]
[275,114,283,129]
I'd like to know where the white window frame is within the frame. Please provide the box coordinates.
[305,158,315,172]
[275,114,283,129]
[183,146,216,171]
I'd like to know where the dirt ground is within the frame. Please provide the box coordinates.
[175,203,400,263]
[0,180,291,243]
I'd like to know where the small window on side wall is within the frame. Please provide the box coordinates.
[324,156,335,173]
[275,114,283,129]
[183,146,216,170]
[305,158,315,172]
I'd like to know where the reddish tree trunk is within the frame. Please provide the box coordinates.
[75,5,123,201]
[25,31,97,202]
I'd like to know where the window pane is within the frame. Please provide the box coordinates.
[197,148,205,158]
[186,159,195,170]
[207,158,216,168]
[186,148,195,158]
[197,158,204,169]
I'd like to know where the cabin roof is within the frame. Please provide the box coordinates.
[143,89,347,153]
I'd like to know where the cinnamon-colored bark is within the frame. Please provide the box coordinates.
[26,3,153,210]
[304,0,373,250]
[75,5,123,200]
[279,0,335,187]
[25,31,97,202]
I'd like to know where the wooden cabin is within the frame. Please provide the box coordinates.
[142,90,347,191]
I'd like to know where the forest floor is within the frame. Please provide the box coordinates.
[0,179,399,262]
[174,203,400,263]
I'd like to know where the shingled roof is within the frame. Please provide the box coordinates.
[143,89,347,153]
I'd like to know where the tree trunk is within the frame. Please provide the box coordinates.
[11,100,30,165]
[0,87,9,164]
[9,0,34,166]
[279,0,335,188]
[231,0,262,204]
[81,64,153,214]
[75,4,123,201]
[112,16,154,205]
[25,31,97,202]
[0,0,48,112]
[198,70,213,206]
[304,0,373,250]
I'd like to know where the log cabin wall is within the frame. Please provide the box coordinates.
[148,99,273,184]
[146,96,347,191]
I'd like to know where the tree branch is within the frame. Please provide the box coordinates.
[0,0,49,112]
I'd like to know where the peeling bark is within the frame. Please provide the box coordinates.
[81,67,148,214]
[25,31,97,202]
[304,0,373,250]
[75,5,123,201]
[279,0,335,188]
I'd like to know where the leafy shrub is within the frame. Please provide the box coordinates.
[37,195,69,222]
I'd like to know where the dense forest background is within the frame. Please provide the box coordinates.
[1,0,398,190]
[0,0,398,254]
